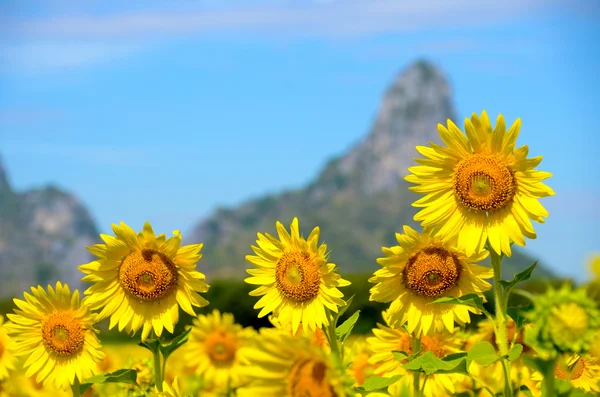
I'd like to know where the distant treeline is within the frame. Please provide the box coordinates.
[0,275,592,343]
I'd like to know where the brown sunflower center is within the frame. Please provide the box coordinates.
[421,335,449,358]
[555,356,585,381]
[403,246,461,297]
[119,249,179,302]
[287,359,338,397]
[41,311,85,356]
[275,252,321,302]
[204,330,237,364]
[453,154,516,213]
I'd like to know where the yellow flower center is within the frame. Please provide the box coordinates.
[287,359,338,397]
[119,249,179,302]
[204,330,237,365]
[276,252,321,302]
[549,302,589,343]
[403,246,461,297]
[41,311,85,356]
[453,154,517,213]
[555,356,585,381]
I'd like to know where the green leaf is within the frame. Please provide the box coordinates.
[430,294,484,311]
[497,261,537,291]
[336,294,355,320]
[404,351,468,375]
[159,328,192,359]
[507,344,523,362]
[80,369,139,393]
[356,374,403,392]
[335,310,360,343]
[392,350,409,361]
[519,385,534,397]
[507,303,533,330]
[467,341,499,367]
[137,338,160,354]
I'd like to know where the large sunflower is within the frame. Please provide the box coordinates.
[0,315,16,381]
[5,282,104,389]
[245,217,350,334]
[79,221,209,341]
[405,111,554,257]
[236,328,349,397]
[181,309,255,391]
[369,226,492,335]
[531,353,600,395]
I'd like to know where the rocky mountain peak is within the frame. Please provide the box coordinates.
[311,59,454,199]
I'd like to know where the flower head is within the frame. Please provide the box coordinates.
[0,315,17,381]
[405,111,554,257]
[79,221,209,341]
[245,217,350,334]
[5,282,104,389]
[369,226,492,335]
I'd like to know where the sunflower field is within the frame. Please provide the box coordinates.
[1,111,599,397]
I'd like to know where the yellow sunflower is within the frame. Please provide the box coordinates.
[345,337,378,387]
[237,327,349,397]
[589,253,600,281]
[245,217,350,334]
[269,314,330,351]
[181,309,255,390]
[79,221,209,341]
[5,282,104,390]
[152,377,182,397]
[369,226,492,335]
[367,321,465,397]
[0,315,16,381]
[405,111,554,257]
[531,353,600,395]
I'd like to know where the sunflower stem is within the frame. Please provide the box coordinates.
[541,357,557,397]
[327,311,342,362]
[411,333,422,397]
[490,249,513,397]
[153,344,164,391]
[71,377,81,397]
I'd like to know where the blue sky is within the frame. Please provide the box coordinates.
[0,0,599,280]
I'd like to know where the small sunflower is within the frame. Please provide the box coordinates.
[5,282,104,389]
[80,221,209,341]
[0,315,16,381]
[245,217,350,334]
[531,354,600,395]
[405,111,554,257]
[589,253,600,280]
[369,226,492,335]
[345,337,377,387]
[181,309,255,390]
[525,284,600,355]
[237,328,349,397]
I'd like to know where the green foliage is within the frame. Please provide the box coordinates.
[80,369,138,394]
[498,261,537,293]
[335,310,360,343]
[431,293,485,312]
[467,341,499,366]
[355,374,403,393]
[404,351,468,375]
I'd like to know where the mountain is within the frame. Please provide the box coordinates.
[0,156,98,298]
[187,60,550,279]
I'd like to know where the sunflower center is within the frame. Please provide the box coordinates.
[403,246,461,297]
[555,356,585,381]
[453,154,516,213]
[204,331,237,364]
[119,249,179,302]
[41,311,85,356]
[275,252,321,302]
[549,302,589,344]
[421,335,448,358]
[287,359,338,397]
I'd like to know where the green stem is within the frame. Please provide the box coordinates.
[470,373,495,397]
[327,311,342,363]
[541,358,557,397]
[71,377,82,397]
[512,288,537,303]
[153,348,163,392]
[411,333,422,397]
[490,249,513,397]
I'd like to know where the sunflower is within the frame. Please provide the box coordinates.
[531,353,600,395]
[79,221,209,341]
[405,111,554,257]
[245,217,350,334]
[0,315,16,381]
[367,321,465,397]
[525,284,600,355]
[181,309,255,391]
[345,337,377,386]
[152,377,182,397]
[269,314,330,351]
[369,226,492,335]
[237,327,349,397]
[5,282,104,390]
[589,253,600,280]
